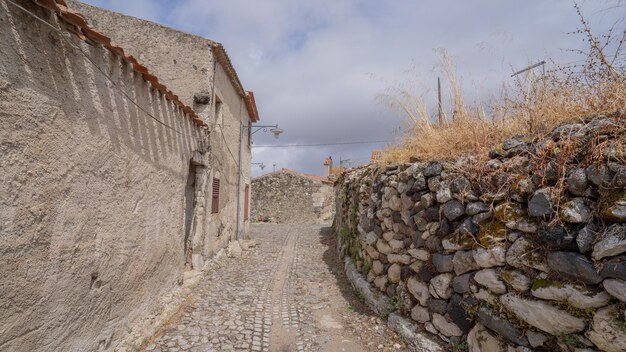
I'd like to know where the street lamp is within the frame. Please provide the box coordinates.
[252,162,266,171]
[270,127,283,139]
[236,123,283,240]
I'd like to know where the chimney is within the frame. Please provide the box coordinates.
[323,156,333,176]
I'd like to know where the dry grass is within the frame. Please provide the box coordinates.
[380,6,626,164]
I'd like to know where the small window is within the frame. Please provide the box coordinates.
[244,184,250,220]
[211,178,220,214]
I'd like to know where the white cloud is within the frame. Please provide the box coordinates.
[79,0,624,176]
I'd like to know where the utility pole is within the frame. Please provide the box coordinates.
[511,60,546,134]
[339,156,351,169]
[437,77,443,125]
[511,60,545,78]
[236,123,283,240]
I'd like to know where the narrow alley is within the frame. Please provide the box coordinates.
[142,224,405,352]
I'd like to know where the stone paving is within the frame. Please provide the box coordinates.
[143,223,406,352]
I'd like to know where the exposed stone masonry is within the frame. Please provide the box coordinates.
[251,169,334,224]
[334,114,626,351]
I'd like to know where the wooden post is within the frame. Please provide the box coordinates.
[437,77,443,125]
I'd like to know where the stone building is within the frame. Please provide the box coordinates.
[1,0,257,350]
[251,169,335,224]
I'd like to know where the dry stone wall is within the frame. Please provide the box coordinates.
[334,114,626,351]
[251,169,334,224]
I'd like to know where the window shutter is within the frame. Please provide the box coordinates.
[211,178,220,213]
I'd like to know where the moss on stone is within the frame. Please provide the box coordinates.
[337,188,346,202]
[500,270,513,283]
[494,201,526,223]
[612,302,626,330]
[361,257,372,276]
[599,190,626,222]
[444,234,476,250]
[478,221,507,247]
[531,278,565,291]
[550,300,597,320]
[338,226,363,262]
[511,174,533,194]
[559,334,586,348]
[349,208,358,230]
[479,295,533,332]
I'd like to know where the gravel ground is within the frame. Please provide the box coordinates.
[142,223,407,352]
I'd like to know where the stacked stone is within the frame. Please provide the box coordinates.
[334,115,626,352]
[251,170,334,224]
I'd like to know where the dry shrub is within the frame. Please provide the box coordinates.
[380,5,626,164]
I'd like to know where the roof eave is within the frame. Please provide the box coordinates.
[212,43,260,123]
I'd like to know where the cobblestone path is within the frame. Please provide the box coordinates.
[143,223,406,352]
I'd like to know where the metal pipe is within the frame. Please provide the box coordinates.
[235,121,244,240]
[236,123,281,240]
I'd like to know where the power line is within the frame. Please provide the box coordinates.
[252,140,394,148]
[5,0,197,138]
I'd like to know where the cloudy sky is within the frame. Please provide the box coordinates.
[81,0,623,176]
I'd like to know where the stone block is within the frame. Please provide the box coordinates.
[499,293,586,335]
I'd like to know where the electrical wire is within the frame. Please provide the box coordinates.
[217,125,241,169]
[252,140,394,148]
[4,0,252,190]
[5,0,197,138]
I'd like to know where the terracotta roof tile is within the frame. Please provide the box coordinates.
[30,0,207,128]
[150,81,164,92]
[213,44,260,122]
[244,91,259,122]
[59,8,88,27]
[105,42,124,57]
[82,26,110,45]
[66,23,87,40]
[133,62,148,74]
[123,54,138,65]
[142,72,158,83]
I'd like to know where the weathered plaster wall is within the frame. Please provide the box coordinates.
[0,2,204,351]
[68,0,215,117]
[252,169,335,223]
[70,0,254,255]
[206,61,252,246]
[335,115,626,351]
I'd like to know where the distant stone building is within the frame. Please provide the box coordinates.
[251,169,335,224]
[1,1,257,350]
[370,150,383,163]
[323,156,333,176]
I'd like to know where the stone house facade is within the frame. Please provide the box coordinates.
[251,169,335,224]
[0,0,256,350]
[68,0,257,265]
